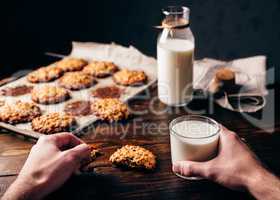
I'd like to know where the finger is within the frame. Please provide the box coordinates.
[172,161,210,178]
[216,125,236,150]
[219,125,240,142]
[63,143,91,165]
[220,125,236,136]
[50,132,84,149]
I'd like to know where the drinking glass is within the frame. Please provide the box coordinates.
[169,115,220,180]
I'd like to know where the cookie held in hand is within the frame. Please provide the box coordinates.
[80,148,102,172]
[109,145,156,170]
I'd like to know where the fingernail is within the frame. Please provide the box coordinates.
[81,143,90,149]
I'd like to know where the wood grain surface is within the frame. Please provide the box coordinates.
[0,83,279,200]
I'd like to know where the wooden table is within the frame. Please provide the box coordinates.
[0,83,279,200]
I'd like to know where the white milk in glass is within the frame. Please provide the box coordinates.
[157,39,194,106]
[170,118,220,163]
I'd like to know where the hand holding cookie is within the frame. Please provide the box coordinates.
[2,133,91,200]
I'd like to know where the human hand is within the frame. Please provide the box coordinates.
[2,132,91,200]
[172,125,265,190]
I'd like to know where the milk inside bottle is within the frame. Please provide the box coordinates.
[157,6,195,106]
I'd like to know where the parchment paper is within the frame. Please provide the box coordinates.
[194,56,267,112]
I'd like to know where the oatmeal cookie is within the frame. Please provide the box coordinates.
[215,67,235,82]
[80,148,102,172]
[31,85,70,104]
[59,72,97,90]
[91,86,123,99]
[212,67,236,94]
[0,101,41,124]
[31,113,76,134]
[91,98,129,122]
[113,69,147,86]
[27,66,63,83]
[109,145,156,170]
[56,58,88,72]
[83,61,118,78]
[90,149,101,161]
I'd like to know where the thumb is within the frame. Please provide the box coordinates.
[64,143,91,165]
[173,161,210,178]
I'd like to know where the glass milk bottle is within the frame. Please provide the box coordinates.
[157,6,195,106]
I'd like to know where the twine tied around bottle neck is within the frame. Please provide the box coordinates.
[155,18,189,37]
[155,18,189,29]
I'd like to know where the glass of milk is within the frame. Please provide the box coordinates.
[157,6,195,106]
[169,115,220,180]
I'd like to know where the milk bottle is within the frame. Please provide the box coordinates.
[157,6,195,106]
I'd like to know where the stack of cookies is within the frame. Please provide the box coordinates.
[0,57,149,135]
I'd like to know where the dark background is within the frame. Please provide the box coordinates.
[0,0,279,83]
